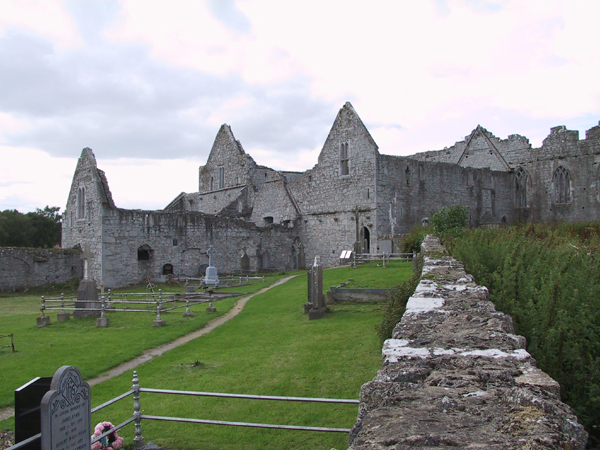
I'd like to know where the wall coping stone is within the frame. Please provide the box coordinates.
[347,235,588,449]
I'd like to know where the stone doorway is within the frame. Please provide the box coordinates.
[361,226,371,253]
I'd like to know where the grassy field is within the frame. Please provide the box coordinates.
[0,275,288,408]
[0,261,413,450]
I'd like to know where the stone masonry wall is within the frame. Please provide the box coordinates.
[198,124,255,193]
[348,235,588,449]
[250,177,299,226]
[289,102,379,265]
[62,149,112,284]
[377,156,515,239]
[0,247,83,291]
[100,208,298,288]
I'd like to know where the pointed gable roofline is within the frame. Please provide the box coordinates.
[75,147,115,209]
[457,125,510,171]
[206,124,249,165]
[326,102,378,145]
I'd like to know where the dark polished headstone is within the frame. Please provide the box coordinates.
[14,376,52,450]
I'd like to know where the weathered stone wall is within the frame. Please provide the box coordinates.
[0,247,82,291]
[289,102,380,265]
[348,235,588,449]
[198,125,256,193]
[100,208,297,288]
[377,156,515,242]
[409,121,600,226]
[62,148,114,283]
[250,176,299,226]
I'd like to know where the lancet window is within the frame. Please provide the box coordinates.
[76,187,86,219]
[515,167,529,208]
[340,142,349,175]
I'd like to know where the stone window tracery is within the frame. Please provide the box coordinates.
[552,166,572,204]
[515,167,529,208]
[340,142,349,176]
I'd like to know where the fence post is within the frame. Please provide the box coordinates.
[37,296,50,327]
[153,290,165,327]
[132,371,144,449]
[57,292,70,322]
[96,296,109,327]
[183,297,194,318]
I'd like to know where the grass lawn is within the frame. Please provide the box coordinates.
[0,261,413,450]
[0,275,288,408]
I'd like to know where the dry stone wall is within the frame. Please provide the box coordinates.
[0,247,82,291]
[348,235,588,449]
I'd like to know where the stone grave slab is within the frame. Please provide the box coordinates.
[41,366,91,450]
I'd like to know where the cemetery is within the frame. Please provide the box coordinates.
[0,259,411,450]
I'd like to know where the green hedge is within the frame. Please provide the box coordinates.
[450,223,600,448]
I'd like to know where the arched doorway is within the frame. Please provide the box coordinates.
[361,227,371,254]
[240,250,250,274]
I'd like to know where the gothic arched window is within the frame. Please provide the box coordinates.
[515,167,529,208]
[552,166,571,204]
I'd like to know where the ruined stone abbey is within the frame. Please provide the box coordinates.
[61,102,600,288]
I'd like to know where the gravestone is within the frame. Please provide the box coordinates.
[204,246,219,286]
[41,366,91,450]
[15,376,52,450]
[304,256,328,320]
[73,258,100,318]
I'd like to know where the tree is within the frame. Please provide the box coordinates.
[0,206,62,248]
[431,205,470,236]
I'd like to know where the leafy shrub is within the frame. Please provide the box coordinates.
[401,225,432,253]
[431,205,469,236]
[450,223,600,448]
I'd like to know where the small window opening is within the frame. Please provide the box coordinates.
[219,167,225,189]
[210,177,214,191]
[77,187,86,219]
[173,239,178,246]
[138,248,151,261]
[163,264,173,275]
[308,175,312,182]
[264,216,274,225]
[340,143,349,175]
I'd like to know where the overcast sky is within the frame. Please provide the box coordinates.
[1,0,600,212]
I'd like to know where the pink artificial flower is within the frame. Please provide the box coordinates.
[90,421,124,450]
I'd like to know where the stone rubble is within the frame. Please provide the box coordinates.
[348,235,588,450]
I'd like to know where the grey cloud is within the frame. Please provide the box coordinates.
[0,28,337,163]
